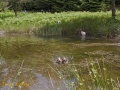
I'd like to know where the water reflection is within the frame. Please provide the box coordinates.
[0,55,6,65]
[0,62,68,90]
[0,35,120,90]
[81,35,86,41]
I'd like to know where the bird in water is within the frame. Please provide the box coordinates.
[81,30,86,36]
[56,57,62,64]
[56,57,68,64]
[62,57,68,64]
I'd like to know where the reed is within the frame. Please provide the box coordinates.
[49,58,120,90]
[0,11,120,36]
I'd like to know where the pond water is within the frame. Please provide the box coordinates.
[0,35,120,90]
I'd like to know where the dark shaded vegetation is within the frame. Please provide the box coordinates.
[23,0,120,13]
[0,0,120,13]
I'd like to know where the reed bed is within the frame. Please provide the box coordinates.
[49,58,120,90]
[0,11,120,36]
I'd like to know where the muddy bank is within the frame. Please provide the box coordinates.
[73,43,120,47]
[0,30,34,36]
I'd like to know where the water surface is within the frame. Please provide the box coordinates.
[0,35,120,90]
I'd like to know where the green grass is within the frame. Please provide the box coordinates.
[0,11,120,36]
[1,53,119,90]
[49,58,120,90]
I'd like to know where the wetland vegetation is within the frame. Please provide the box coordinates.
[0,11,120,37]
[0,35,120,90]
[0,0,120,90]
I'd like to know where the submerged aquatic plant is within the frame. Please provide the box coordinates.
[49,57,120,90]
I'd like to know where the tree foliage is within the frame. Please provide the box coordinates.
[0,0,119,18]
[80,2,101,12]
[0,0,8,11]
[22,0,120,13]
[9,0,32,16]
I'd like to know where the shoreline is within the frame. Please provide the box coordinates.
[0,30,120,43]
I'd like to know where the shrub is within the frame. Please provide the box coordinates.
[80,2,101,12]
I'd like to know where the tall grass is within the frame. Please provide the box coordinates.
[49,58,120,90]
[0,11,120,36]
[1,56,119,90]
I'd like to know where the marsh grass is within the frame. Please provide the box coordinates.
[49,58,120,90]
[0,54,119,90]
[5,60,24,90]
[0,11,120,36]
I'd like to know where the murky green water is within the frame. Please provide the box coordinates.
[0,35,120,90]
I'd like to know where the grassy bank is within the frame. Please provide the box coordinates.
[0,11,120,37]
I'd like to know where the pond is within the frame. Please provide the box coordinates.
[0,35,120,90]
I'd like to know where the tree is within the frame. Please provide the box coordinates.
[11,0,117,13]
[31,0,82,12]
[0,0,8,11]
[34,0,51,11]
[111,0,116,19]
[8,0,32,17]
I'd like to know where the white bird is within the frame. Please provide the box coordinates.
[58,20,61,24]
[81,31,86,36]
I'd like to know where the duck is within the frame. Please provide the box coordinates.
[81,30,86,36]
[56,57,68,64]
[56,57,62,64]
[62,57,68,64]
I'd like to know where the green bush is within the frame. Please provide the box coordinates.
[101,2,110,12]
[80,2,101,12]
